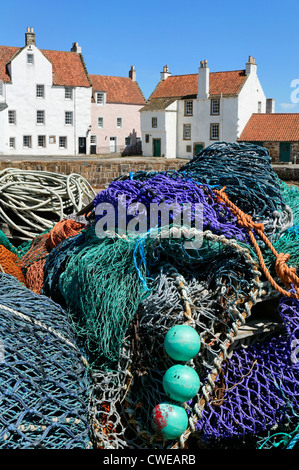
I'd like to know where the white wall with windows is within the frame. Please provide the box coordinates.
[0,44,91,155]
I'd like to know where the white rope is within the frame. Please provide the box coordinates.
[0,168,96,238]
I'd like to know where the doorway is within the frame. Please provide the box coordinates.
[78,137,86,154]
[279,142,291,162]
[193,142,204,157]
[110,137,117,153]
[153,138,161,157]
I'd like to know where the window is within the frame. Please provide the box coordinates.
[96,93,105,105]
[27,54,34,65]
[117,117,122,128]
[9,137,15,149]
[8,110,16,124]
[145,134,150,143]
[152,117,158,128]
[59,136,67,148]
[125,137,131,146]
[90,135,97,144]
[186,145,192,153]
[36,85,44,98]
[210,123,219,140]
[65,87,72,100]
[0,82,3,97]
[49,136,56,144]
[38,135,46,148]
[183,124,191,140]
[36,110,45,124]
[184,100,193,116]
[258,101,262,113]
[65,111,73,125]
[211,99,220,115]
[23,136,32,148]
[98,117,104,128]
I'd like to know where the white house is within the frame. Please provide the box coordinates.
[0,28,92,156]
[89,67,146,155]
[140,57,273,159]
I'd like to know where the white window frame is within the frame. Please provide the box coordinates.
[258,101,262,113]
[65,111,73,125]
[211,99,220,115]
[37,135,46,148]
[152,117,158,128]
[96,92,105,105]
[36,110,45,125]
[90,135,97,144]
[36,84,45,98]
[59,136,67,149]
[23,135,32,148]
[65,87,73,100]
[98,117,104,128]
[184,100,193,116]
[9,137,15,149]
[117,117,122,128]
[27,54,34,65]
[8,110,16,125]
[183,124,191,140]
[210,123,219,140]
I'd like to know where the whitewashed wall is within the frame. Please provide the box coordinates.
[0,44,91,156]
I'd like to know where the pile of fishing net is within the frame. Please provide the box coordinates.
[2,141,299,450]
[0,273,91,448]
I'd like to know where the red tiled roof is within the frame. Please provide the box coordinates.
[89,74,146,105]
[0,46,19,82]
[0,45,90,87]
[41,50,90,87]
[239,114,299,142]
[150,70,247,99]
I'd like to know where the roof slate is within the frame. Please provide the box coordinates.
[89,74,146,105]
[150,70,248,99]
[0,45,91,87]
[239,113,299,142]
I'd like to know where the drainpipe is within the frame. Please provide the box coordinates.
[74,87,77,155]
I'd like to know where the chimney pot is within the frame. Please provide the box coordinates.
[160,65,171,81]
[71,42,82,53]
[25,27,36,46]
[129,65,136,81]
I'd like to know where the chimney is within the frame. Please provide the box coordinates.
[160,65,171,81]
[129,65,136,81]
[246,55,257,75]
[266,98,275,113]
[197,59,209,99]
[25,27,36,47]
[71,42,82,53]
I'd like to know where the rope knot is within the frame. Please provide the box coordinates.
[275,253,298,288]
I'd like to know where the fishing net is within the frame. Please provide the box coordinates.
[93,174,248,243]
[0,273,91,448]
[194,291,299,446]
[86,230,275,449]
[0,245,25,285]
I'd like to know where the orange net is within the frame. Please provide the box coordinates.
[47,219,85,250]
[0,245,25,285]
[25,259,46,295]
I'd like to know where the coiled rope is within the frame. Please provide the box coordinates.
[0,168,95,238]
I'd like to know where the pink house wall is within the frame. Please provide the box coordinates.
[91,102,143,154]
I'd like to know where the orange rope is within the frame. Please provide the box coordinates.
[214,187,299,299]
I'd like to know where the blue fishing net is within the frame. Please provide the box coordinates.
[0,273,91,449]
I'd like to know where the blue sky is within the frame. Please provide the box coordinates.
[1,0,299,110]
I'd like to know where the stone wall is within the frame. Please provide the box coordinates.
[0,157,186,190]
[259,141,299,163]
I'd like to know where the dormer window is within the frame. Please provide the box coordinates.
[96,92,105,105]
[27,53,34,65]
